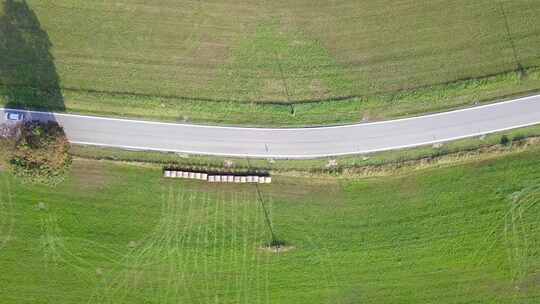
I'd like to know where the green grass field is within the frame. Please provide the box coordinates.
[1,148,539,303]
[1,0,540,125]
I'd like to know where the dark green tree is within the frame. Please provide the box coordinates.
[10,121,71,184]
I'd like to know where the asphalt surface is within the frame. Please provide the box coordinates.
[1,94,540,159]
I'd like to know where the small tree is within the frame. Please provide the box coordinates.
[9,121,71,184]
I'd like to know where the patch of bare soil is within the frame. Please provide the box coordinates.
[70,159,109,191]
[310,79,331,99]
[259,245,295,254]
[263,79,288,101]
[263,176,345,206]
[0,146,10,172]
[518,272,540,293]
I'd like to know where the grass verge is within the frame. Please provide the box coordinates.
[2,68,540,127]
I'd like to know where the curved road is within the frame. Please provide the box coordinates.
[2,95,540,159]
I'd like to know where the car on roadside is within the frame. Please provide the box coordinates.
[5,111,24,122]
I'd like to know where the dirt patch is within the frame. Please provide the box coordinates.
[0,138,14,172]
[263,79,288,101]
[518,272,540,293]
[310,79,331,99]
[259,245,295,254]
[69,159,109,191]
[263,176,345,205]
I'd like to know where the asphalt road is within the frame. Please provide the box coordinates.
[2,95,540,159]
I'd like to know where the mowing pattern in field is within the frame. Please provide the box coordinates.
[504,184,540,285]
[271,0,540,97]
[2,0,540,105]
[14,177,280,303]
[88,188,275,304]
[0,150,540,303]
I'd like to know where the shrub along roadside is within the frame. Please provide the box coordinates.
[5,121,71,185]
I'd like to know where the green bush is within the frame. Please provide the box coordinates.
[500,135,510,146]
[9,121,71,185]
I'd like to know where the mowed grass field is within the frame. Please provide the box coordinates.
[1,0,540,125]
[1,149,540,303]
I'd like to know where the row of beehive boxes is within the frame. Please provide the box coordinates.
[164,170,271,184]
[208,175,271,183]
[164,171,208,180]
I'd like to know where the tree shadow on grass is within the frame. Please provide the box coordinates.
[0,0,64,113]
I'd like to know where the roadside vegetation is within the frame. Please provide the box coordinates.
[1,121,71,185]
[1,1,540,126]
[0,145,539,303]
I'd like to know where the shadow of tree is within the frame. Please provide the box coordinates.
[0,0,64,112]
